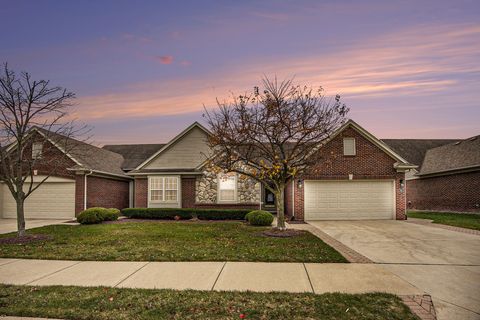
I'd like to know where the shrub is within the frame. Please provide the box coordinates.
[121,208,253,220]
[77,207,105,224]
[103,208,120,221]
[246,210,274,226]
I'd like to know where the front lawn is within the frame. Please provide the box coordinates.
[408,211,480,231]
[0,284,419,320]
[0,221,347,263]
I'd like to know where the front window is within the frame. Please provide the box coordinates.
[218,173,237,202]
[32,142,43,159]
[150,176,178,202]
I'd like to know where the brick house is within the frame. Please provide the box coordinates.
[384,136,480,213]
[0,128,131,219]
[1,120,418,221]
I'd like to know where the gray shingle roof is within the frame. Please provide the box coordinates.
[102,144,165,170]
[382,139,457,166]
[419,136,480,175]
[36,128,128,177]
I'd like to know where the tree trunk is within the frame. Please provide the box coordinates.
[16,198,26,237]
[275,185,286,230]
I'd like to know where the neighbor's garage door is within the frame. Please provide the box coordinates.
[1,178,75,219]
[304,180,395,220]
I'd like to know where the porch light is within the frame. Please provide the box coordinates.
[297,179,303,188]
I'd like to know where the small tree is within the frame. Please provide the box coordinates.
[0,64,83,236]
[205,77,348,230]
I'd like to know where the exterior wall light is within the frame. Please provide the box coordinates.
[297,179,303,188]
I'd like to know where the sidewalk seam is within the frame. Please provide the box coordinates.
[302,263,315,293]
[25,261,83,285]
[113,262,150,288]
[0,259,21,267]
[211,261,227,291]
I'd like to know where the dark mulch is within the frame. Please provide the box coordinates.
[103,218,244,224]
[0,234,52,245]
[261,228,306,238]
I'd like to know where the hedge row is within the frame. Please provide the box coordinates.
[121,208,253,220]
[77,207,120,224]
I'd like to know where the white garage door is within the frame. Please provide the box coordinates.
[304,180,395,220]
[1,177,75,219]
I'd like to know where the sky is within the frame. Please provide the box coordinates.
[1,0,479,145]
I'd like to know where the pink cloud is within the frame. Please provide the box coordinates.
[155,55,174,64]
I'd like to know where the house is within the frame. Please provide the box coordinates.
[1,120,417,221]
[0,128,131,220]
[384,136,480,212]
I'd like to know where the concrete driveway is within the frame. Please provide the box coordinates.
[0,219,71,234]
[308,220,480,320]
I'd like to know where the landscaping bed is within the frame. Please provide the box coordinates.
[0,222,347,262]
[0,284,419,320]
[408,210,480,230]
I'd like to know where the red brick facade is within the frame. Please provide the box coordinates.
[134,178,148,208]
[407,171,480,213]
[181,177,196,208]
[74,174,130,215]
[285,126,406,220]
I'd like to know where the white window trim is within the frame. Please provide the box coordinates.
[217,173,238,203]
[343,137,356,156]
[148,176,180,204]
[32,142,43,159]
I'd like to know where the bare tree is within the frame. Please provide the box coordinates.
[0,63,83,236]
[205,77,349,230]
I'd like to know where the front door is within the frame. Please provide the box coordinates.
[264,188,276,206]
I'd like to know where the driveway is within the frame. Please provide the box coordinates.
[308,220,480,320]
[0,219,71,234]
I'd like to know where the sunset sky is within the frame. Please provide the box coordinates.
[1,0,479,145]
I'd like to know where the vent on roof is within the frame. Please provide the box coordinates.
[469,136,477,141]
[454,141,461,145]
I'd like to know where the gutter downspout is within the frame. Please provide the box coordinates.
[292,179,295,219]
[84,170,93,210]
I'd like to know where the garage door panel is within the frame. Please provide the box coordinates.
[1,181,75,219]
[305,180,394,220]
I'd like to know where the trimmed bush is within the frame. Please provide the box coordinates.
[77,207,121,224]
[103,208,120,221]
[77,207,105,224]
[121,208,253,221]
[246,210,274,226]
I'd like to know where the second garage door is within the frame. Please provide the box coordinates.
[1,177,75,220]
[304,180,395,220]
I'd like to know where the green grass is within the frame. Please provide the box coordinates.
[408,211,480,231]
[0,284,419,320]
[0,221,347,263]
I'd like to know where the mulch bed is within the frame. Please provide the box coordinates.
[103,218,245,224]
[0,234,52,245]
[261,228,306,238]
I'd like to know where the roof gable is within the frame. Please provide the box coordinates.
[136,122,212,170]
[323,120,415,167]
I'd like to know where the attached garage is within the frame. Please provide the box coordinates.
[0,176,75,220]
[304,180,395,220]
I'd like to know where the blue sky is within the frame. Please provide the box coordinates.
[1,0,479,145]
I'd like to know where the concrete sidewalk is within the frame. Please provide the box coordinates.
[0,258,422,295]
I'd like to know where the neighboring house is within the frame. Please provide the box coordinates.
[0,128,131,220]
[1,120,418,221]
[385,137,480,212]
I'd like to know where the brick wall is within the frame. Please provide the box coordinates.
[75,175,130,215]
[181,177,196,208]
[134,178,148,207]
[86,176,129,210]
[284,181,293,218]
[407,171,480,213]
[292,126,406,220]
